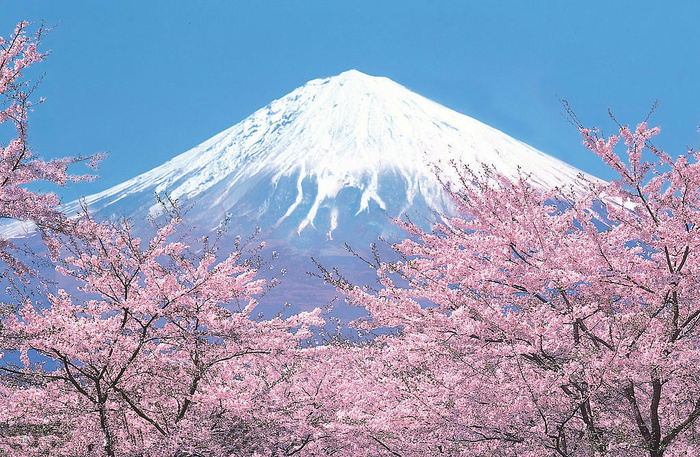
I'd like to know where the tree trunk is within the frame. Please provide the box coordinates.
[98,401,116,457]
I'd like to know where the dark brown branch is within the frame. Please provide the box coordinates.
[623,382,652,445]
[115,386,167,436]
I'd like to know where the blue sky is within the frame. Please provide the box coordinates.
[2,1,699,202]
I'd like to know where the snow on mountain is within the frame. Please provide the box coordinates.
[3,69,597,239]
[2,70,601,310]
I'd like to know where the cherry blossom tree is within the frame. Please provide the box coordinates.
[0,21,103,276]
[0,23,333,456]
[0,207,326,456]
[331,121,700,456]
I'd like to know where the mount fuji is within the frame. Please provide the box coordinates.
[5,70,600,310]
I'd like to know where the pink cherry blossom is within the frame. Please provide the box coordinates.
[331,121,700,456]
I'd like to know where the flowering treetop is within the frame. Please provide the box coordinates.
[327,120,700,457]
[0,22,104,275]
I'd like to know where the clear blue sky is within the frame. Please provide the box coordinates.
[2,1,699,202]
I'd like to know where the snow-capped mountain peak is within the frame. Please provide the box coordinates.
[5,70,597,240]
